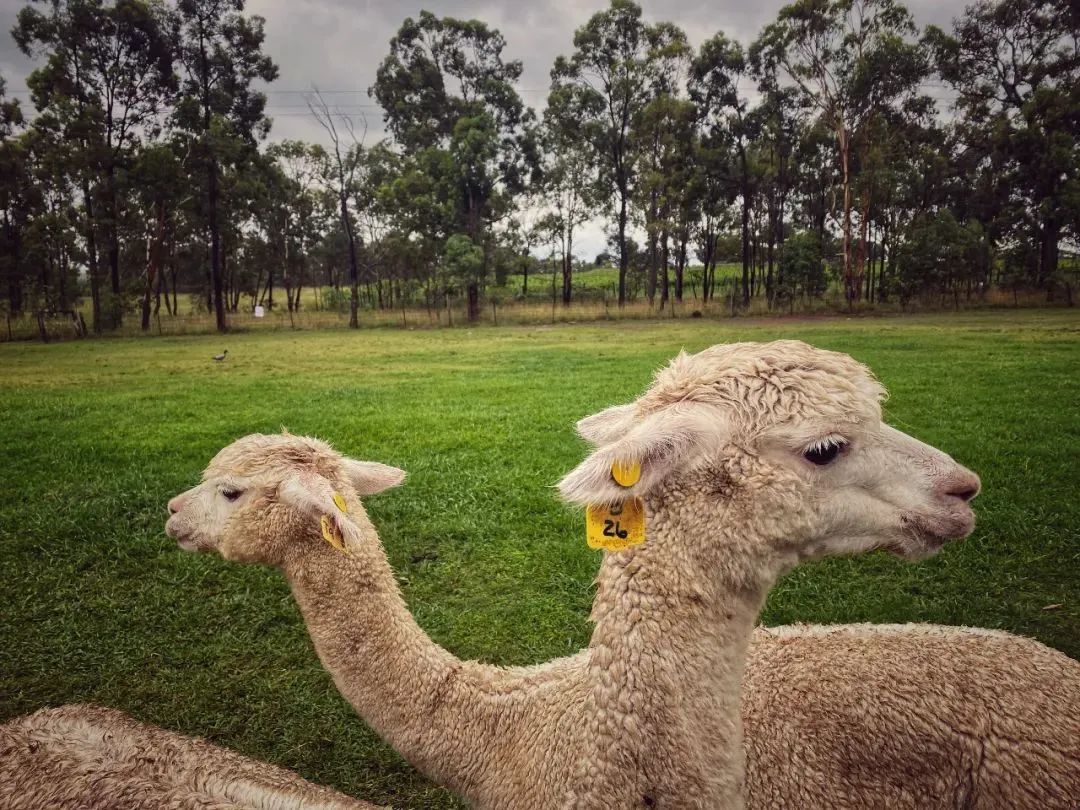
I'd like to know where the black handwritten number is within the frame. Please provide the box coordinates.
[603,519,629,540]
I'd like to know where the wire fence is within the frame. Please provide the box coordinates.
[3,283,1074,343]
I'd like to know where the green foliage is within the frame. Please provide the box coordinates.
[893,210,986,302]
[927,0,1079,287]
[1,311,1078,807]
[442,233,485,290]
[371,11,537,250]
[779,230,827,298]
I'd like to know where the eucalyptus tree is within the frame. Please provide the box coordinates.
[371,10,537,277]
[632,21,692,307]
[543,80,600,304]
[0,77,32,316]
[690,33,759,306]
[307,90,363,327]
[267,140,322,312]
[550,0,655,305]
[172,0,277,332]
[130,141,186,328]
[754,0,928,305]
[14,0,176,329]
[928,0,1079,287]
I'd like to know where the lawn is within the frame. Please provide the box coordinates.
[1,309,1078,808]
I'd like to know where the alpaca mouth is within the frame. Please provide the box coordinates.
[175,535,202,552]
[895,507,976,559]
[166,519,207,553]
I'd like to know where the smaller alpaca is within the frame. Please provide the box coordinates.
[0,704,386,810]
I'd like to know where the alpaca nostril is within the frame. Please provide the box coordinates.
[167,496,185,515]
[943,470,980,503]
[949,486,978,503]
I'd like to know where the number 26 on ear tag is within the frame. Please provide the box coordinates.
[586,498,646,551]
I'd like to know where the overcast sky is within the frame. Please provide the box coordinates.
[0,0,969,257]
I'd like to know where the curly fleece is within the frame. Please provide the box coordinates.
[0,704,384,810]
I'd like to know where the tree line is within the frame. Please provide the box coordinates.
[1,0,1077,334]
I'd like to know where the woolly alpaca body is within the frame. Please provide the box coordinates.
[0,704,383,810]
[167,341,982,809]
[744,623,1080,809]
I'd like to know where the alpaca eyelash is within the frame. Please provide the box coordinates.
[802,435,849,466]
[804,435,847,454]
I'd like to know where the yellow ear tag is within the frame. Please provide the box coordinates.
[332,492,348,513]
[586,497,646,551]
[611,459,641,488]
[320,515,349,554]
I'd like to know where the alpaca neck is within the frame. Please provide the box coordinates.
[572,493,772,809]
[281,533,487,798]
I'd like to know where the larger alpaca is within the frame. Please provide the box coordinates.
[0,704,384,809]
[167,341,982,809]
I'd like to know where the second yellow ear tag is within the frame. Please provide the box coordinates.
[332,492,348,513]
[611,459,641,488]
[320,515,348,554]
[586,498,646,551]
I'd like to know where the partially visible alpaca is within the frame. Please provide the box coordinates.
[742,623,1080,809]
[0,704,385,810]
[166,340,980,809]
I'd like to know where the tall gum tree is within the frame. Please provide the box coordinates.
[172,0,277,333]
[371,11,537,319]
[550,0,657,306]
[928,0,1080,288]
[14,0,175,331]
[754,0,927,305]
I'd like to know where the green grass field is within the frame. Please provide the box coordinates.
[2,310,1078,807]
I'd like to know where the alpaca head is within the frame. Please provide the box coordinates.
[165,433,405,565]
[559,340,980,565]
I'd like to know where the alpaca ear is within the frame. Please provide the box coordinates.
[576,403,638,446]
[276,470,362,554]
[558,403,722,506]
[340,459,406,496]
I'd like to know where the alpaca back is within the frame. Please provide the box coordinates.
[742,624,1080,809]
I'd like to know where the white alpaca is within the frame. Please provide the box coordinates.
[166,340,983,809]
[0,704,385,809]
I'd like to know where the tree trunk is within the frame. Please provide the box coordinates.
[617,191,628,306]
[467,282,480,322]
[83,179,102,333]
[659,229,670,310]
[562,242,573,305]
[339,190,360,329]
[839,127,854,307]
[1039,218,1059,288]
[740,146,751,307]
[142,200,166,331]
[106,163,122,327]
[675,232,687,303]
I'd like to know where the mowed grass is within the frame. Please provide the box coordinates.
[1,309,1078,808]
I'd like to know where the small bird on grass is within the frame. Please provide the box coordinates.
[212,349,228,362]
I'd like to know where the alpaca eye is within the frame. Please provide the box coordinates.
[221,488,243,502]
[803,438,846,466]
